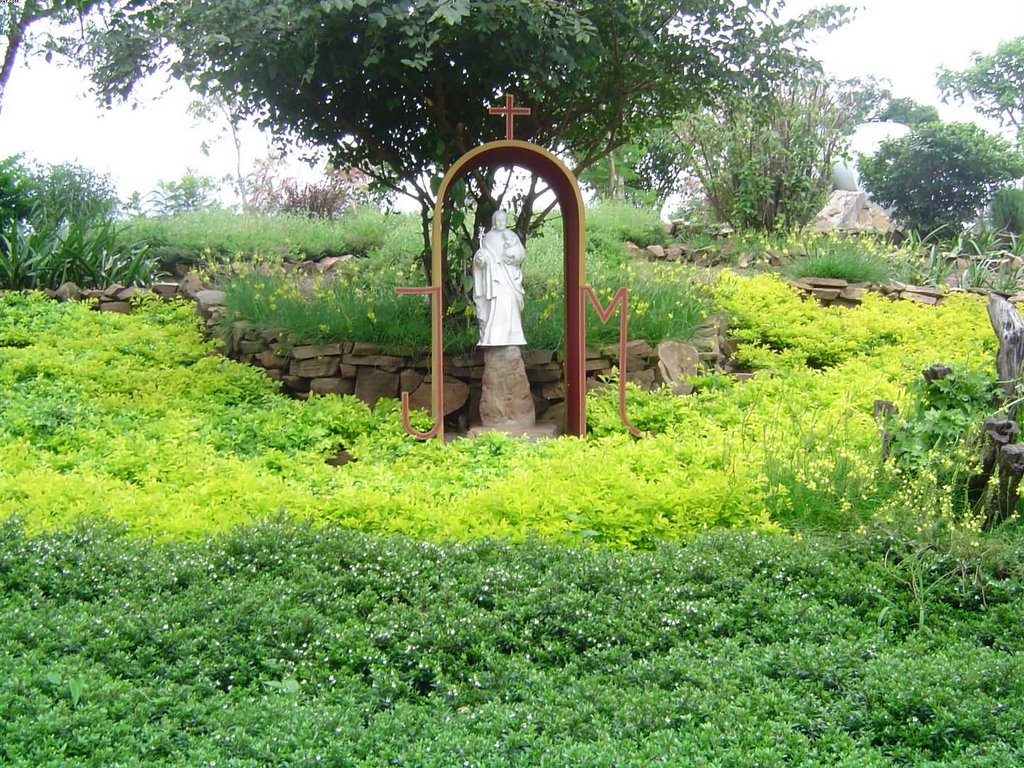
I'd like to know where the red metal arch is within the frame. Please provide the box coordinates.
[426,140,588,439]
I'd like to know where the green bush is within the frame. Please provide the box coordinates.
[0,156,33,230]
[0,162,153,290]
[586,200,668,251]
[990,187,1024,237]
[26,161,120,229]
[677,77,852,232]
[0,519,1021,765]
[858,122,1024,236]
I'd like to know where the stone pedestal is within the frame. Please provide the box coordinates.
[478,345,535,429]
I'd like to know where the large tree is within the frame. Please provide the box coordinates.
[938,36,1024,145]
[1,1,108,117]
[84,0,846,291]
[858,121,1024,236]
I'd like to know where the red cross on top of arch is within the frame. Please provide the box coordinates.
[489,94,531,140]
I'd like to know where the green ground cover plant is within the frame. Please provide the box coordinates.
[1,519,1021,766]
[0,271,999,543]
[2,236,1022,765]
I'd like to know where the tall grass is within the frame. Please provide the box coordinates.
[216,214,710,352]
[787,235,893,283]
[124,206,412,265]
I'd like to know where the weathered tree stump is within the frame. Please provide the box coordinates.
[967,417,1020,509]
[874,399,898,461]
[987,294,1024,417]
[992,443,1024,528]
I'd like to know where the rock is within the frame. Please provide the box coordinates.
[290,356,340,378]
[541,381,565,400]
[350,341,382,356]
[178,272,206,298]
[400,369,425,396]
[292,343,343,360]
[54,282,81,302]
[811,189,895,234]
[664,246,684,261]
[901,290,940,305]
[311,377,356,396]
[520,349,554,366]
[809,287,842,302]
[654,340,700,389]
[625,339,653,357]
[803,277,849,289]
[325,448,355,466]
[626,368,657,390]
[354,366,399,408]
[343,353,407,369]
[479,345,535,428]
[646,244,666,259]
[152,281,180,298]
[103,283,125,298]
[257,350,288,370]
[282,375,311,393]
[839,286,865,302]
[902,284,944,299]
[526,363,563,383]
[407,375,471,416]
[98,301,132,314]
[538,400,566,427]
[193,289,227,316]
[238,340,265,355]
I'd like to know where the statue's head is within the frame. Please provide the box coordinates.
[492,210,508,230]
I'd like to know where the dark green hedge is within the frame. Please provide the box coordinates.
[2,519,1023,766]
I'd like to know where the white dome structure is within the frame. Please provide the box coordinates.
[832,121,912,191]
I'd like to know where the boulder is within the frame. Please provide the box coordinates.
[289,356,340,378]
[311,377,356,396]
[178,272,207,298]
[54,282,81,302]
[812,189,896,234]
[407,375,471,416]
[654,340,700,392]
[354,366,400,408]
[193,289,227,317]
[98,301,132,314]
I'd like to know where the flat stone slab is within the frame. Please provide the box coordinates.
[467,423,561,440]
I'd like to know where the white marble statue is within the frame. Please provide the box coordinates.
[472,209,527,347]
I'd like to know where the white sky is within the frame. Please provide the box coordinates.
[0,0,1022,205]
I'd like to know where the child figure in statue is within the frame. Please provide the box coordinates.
[472,209,527,346]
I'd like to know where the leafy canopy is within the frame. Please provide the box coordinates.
[1,1,108,116]
[84,0,848,211]
[939,36,1024,144]
[858,121,1024,236]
